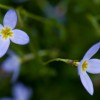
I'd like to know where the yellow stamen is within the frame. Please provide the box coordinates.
[82,60,88,71]
[1,27,13,39]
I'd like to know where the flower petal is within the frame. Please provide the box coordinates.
[11,66,20,83]
[2,57,14,72]
[79,72,93,95]
[0,98,14,100]
[0,98,13,100]
[1,53,20,83]
[3,9,17,29]
[83,42,100,60]
[0,24,3,29]
[0,38,10,58]
[12,83,32,100]
[10,29,29,45]
[2,55,20,72]
[87,59,100,74]
[0,24,3,35]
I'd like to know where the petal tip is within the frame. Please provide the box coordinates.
[6,9,17,18]
[4,9,17,29]
[83,41,100,60]
[89,90,94,96]
[8,9,15,12]
[26,36,30,44]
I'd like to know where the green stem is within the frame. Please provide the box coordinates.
[20,8,47,23]
[21,53,79,67]
[20,50,48,63]
[0,4,13,10]
[45,58,79,66]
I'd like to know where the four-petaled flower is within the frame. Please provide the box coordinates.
[0,9,29,58]
[78,42,100,95]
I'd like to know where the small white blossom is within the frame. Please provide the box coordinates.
[0,9,29,58]
[78,42,100,95]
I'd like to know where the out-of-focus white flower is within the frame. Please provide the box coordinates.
[0,82,32,100]
[1,51,21,83]
[44,2,67,24]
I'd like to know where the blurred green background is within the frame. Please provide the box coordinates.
[0,0,100,100]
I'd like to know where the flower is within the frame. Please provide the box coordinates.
[0,9,29,58]
[1,51,21,83]
[0,82,32,100]
[78,42,100,95]
[44,2,66,24]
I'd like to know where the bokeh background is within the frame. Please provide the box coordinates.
[0,0,100,100]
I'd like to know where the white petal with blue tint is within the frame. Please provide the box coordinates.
[0,83,32,100]
[11,66,20,83]
[0,24,3,29]
[0,98,13,100]
[77,63,82,76]
[2,57,15,72]
[2,52,20,83]
[80,72,93,95]
[2,56,19,72]
[3,9,17,29]
[11,29,29,45]
[0,24,3,36]
[0,98,15,100]
[83,42,100,60]
[87,59,100,74]
[0,38,10,58]
[12,83,32,100]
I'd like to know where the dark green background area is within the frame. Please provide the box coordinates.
[0,0,100,100]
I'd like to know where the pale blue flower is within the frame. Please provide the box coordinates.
[1,51,21,83]
[0,9,29,58]
[0,83,32,100]
[78,42,100,95]
[44,3,66,24]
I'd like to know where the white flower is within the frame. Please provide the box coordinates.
[44,2,66,23]
[0,9,29,58]
[78,42,100,95]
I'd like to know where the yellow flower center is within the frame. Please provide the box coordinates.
[1,27,13,39]
[82,60,88,72]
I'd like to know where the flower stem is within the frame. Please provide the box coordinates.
[0,4,13,10]
[45,58,79,66]
[21,52,79,67]
[20,8,47,23]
